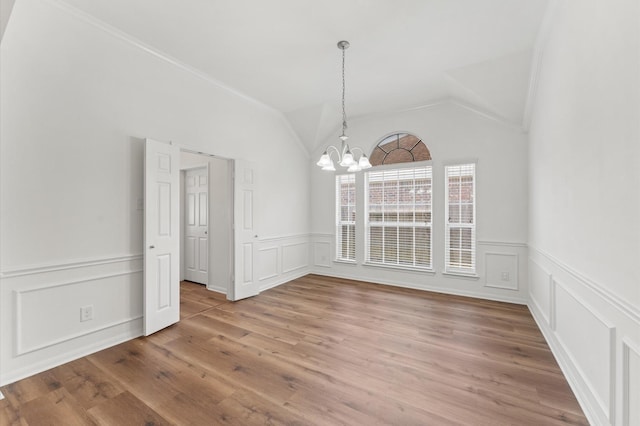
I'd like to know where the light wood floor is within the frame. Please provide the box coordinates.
[1,275,588,425]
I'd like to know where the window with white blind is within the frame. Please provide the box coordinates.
[445,163,476,274]
[365,166,432,269]
[336,174,356,261]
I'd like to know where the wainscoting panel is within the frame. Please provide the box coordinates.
[554,279,615,421]
[282,242,308,274]
[255,234,311,292]
[1,255,144,386]
[623,340,640,426]
[310,235,528,304]
[16,271,142,355]
[257,246,279,281]
[313,240,332,268]
[484,252,518,290]
[528,258,552,327]
[528,246,640,426]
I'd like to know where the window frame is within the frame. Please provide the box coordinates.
[364,161,433,271]
[335,173,356,262]
[444,163,477,275]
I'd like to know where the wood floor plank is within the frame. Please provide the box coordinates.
[86,391,170,425]
[19,387,96,426]
[0,397,26,426]
[0,275,588,425]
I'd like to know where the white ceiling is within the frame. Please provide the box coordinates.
[58,0,549,151]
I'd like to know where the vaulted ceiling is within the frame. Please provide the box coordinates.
[56,0,549,152]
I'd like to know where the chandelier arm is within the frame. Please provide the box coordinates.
[326,145,343,160]
[350,147,367,158]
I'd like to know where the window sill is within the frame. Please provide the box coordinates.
[363,262,435,275]
[442,271,479,280]
[334,259,357,266]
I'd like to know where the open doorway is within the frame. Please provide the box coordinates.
[143,139,259,335]
[179,150,233,296]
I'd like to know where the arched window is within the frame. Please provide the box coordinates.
[369,133,431,166]
[364,132,433,269]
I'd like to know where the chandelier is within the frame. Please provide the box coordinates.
[316,41,372,172]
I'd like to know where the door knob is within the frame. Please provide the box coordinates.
[149,245,155,249]
[204,231,208,234]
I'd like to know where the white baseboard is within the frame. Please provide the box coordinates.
[1,319,142,387]
[310,269,528,305]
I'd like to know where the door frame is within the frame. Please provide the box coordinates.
[145,141,259,335]
[180,163,210,287]
[179,150,234,296]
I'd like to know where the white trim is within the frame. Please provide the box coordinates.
[206,283,227,295]
[313,270,526,305]
[478,240,527,248]
[313,241,332,268]
[0,254,142,278]
[281,241,308,274]
[529,245,640,325]
[484,252,519,290]
[258,233,309,243]
[257,246,279,281]
[12,269,142,294]
[17,312,142,356]
[622,339,640,426]
[362,262,435,275]
[550,277,557,331]
[258,269,309,292]
[441,271,479,280]
[333,259,357,266]
[310,232,333,239]
[553,278,617,423]
[528,303,602,426]
[528,257,553,327]
[1,319,143,387]
[14,269,142,355]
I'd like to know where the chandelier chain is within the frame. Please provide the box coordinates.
[342,46,347,134]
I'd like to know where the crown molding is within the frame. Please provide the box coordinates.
[44,0,310,158]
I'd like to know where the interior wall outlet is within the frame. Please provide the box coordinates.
[501,272,510,281]
[80,305,94,322]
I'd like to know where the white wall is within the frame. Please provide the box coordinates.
[310,101,530,304]
[527,1,640,425]
[0,0,310,385]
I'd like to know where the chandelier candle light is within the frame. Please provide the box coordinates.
[316,41,372,172]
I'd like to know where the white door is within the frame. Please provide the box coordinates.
[144,138,180,335]
[231,160,259,301]
[184,167,209,285]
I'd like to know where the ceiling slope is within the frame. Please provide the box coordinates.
[52,0,550,151]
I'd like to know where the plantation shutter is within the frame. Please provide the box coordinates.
[336,174,356,261]
[366,166,432,269]
[445,163,476,273]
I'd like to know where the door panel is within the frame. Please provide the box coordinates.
[184,166,209,285]
[144,139,180,336]
[231,160,259,301]
[198,237,208,272]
